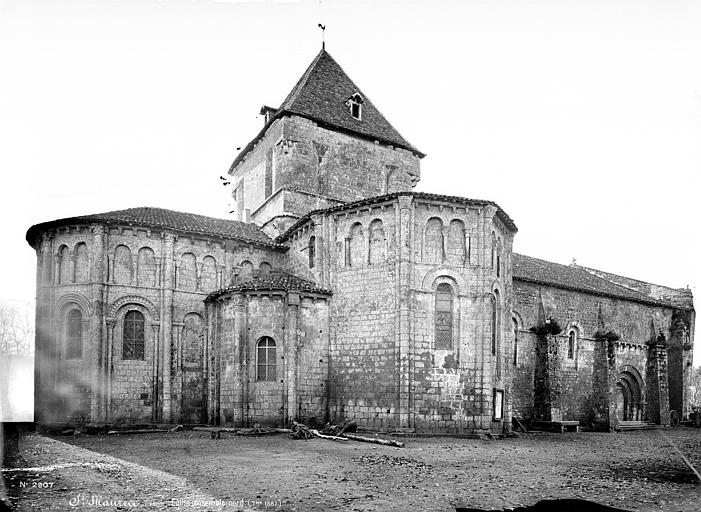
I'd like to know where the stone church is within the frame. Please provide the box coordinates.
[26,49,695,434]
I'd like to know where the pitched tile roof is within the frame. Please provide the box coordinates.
[512,253,691,309]
[26,207,286,249]
[231,49,423,170]
[276,191,517,243]
[205,272,332,301]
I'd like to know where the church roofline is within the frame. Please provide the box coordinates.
[513,253,694,311]
[275,191,518,243]
[25,206,288,251]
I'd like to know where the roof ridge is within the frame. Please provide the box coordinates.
[205,270,332,302]
[280,49,327,110]
[578,264,688,294]
[26,206,288,250]
[77,205,246,224]
[512,253,688,308]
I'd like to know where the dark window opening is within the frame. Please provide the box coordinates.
[308,236,316,268]
[66,309,82,359]
[123,310,145,360]
[347,93,364,120]
[257,337,277,381]
[491,296,498,356]
[435,283,453,350]
[568,330,576,359]
[513,318,518,366]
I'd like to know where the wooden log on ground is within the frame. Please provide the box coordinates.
[344,434,404,448]
[237,428,283,436]
[107,429,168,435]
[310,429,348,441]
[192,427,239,433]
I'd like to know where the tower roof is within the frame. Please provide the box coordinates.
[231,49,424,170]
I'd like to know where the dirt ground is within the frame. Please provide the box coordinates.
[2,428,700,511]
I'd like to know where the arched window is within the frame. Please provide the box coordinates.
[496,238,502,278]
[259,262,272,276]
[201,255,217,290]
[66,309,82,359]
[74,243,89,283]
[58,245,72,284]
[513,317,519,366]
[123,310,145,360]
[491,294,498,356]
[369,220,386,264]
[240,260,254,278]
[446,220,466,265]
[425,218,444,264]
[114,245,132,284]
[568,329,577,359]
[435,283,453,350]
[308,236,316,268]
[182,313,204,367]
[179,253,197,291]
[256,337,276,382]
[349,223,364,267]
[137,247,157,287]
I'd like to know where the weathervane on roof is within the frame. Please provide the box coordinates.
[318,23,326,50]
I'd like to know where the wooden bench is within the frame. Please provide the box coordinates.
[552,420,580,433]
[532,420,580,433]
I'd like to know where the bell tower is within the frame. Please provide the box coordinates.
[228,49,424,236]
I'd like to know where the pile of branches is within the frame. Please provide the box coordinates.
[290,420,347,441]
[321,421,357,436]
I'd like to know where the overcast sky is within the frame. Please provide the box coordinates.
[1,0,699,364]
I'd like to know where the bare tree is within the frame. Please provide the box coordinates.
[0,304,34,356]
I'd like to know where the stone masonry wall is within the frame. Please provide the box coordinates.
[211,291,329,427]
[325,201,400,430]
[512,279,677,426]
[409,200,514,433]
[33,221,285,426]
[231,115,420,227]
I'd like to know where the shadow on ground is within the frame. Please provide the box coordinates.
[457,498,629,512]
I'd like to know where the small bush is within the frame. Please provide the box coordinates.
[529,318,562,336]
[593,330,620,342]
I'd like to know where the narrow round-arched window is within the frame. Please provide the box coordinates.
[513,317,519,366]
[308,236,316,269]
[491,294,499,356]
[568,329,577,359]
[257,337,277,381]
[123,310,145,360]
[435,283,453,350]
[66,309,82,359]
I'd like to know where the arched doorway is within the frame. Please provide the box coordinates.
[616,366,645,421]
